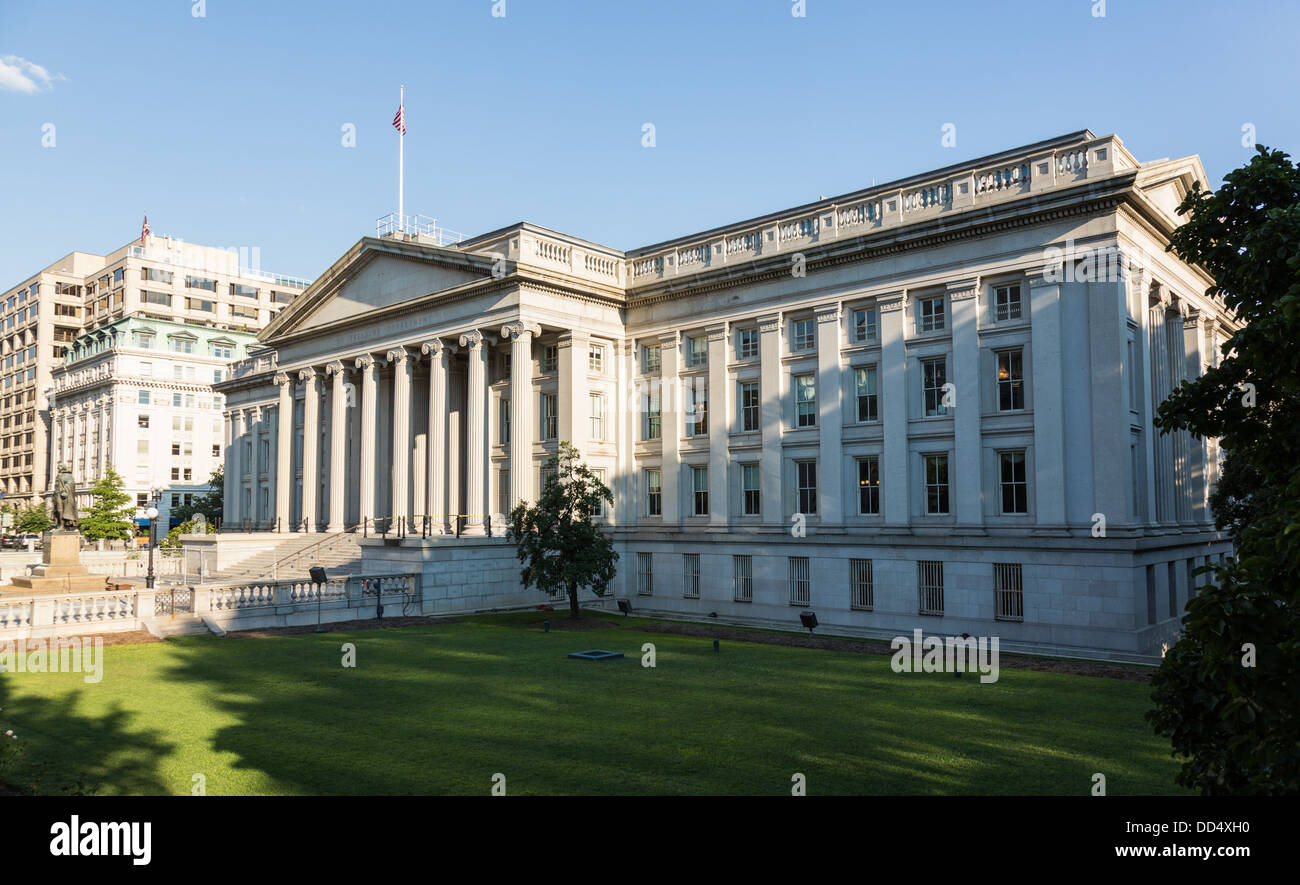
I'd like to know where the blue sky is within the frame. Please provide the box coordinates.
[1,0,1296,285]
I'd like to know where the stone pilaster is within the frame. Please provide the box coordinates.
[878,292,909,529]
[706,322,729,527]
[947,277,983,531]
[387,346,412,528]
[274,371,293,532]
[815,304,843,526]
[658,330,680,527]
[325,360,348,532]
[422,339,453,533]
[356,354,378,530]
[757,313,783,527]
[1028,266,1067,533]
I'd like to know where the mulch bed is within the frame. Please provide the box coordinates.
[226,616,454,638]
[634,621,1154,683]
[528,619,616,631]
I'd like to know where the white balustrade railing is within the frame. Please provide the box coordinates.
[51,593,136,627]
[624,136,1116,286]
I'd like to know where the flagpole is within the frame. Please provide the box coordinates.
[398,85,404,232]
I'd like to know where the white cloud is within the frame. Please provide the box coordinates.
[0,55,65,93]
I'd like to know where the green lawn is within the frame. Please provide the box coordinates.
[0,613,1187,795]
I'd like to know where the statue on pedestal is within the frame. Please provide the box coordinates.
[53,463,79,532]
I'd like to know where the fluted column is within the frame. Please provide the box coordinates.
[300,367,321,532]
[251,407,266,528]
[501,321,539,510]
[356,354,378,529]
[96,398,109,480]
[387,346,413,530]
[460,330,489,534]
[422,339,453,533]
[326,360,348,531]
[274,372,293,532]
[229,409,244,527]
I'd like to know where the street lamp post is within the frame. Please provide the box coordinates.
[145,486,162,589]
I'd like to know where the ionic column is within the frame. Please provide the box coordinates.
[356,354,378,530]
[326,360,348,532]
[251,406,265,528]
[96,398,109,480]
[300,367,321,532]
[501,322,539,509]
[460,330,489,534]
[422,339,453,533]
[274,372,293,532]
[387,346,413,529]
[229,409,243,527]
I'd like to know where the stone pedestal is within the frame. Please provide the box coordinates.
[6,531,111,594]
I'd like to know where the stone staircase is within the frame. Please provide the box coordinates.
[210,532,362,583]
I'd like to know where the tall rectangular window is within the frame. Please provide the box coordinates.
[792,319,815,351]
[999,450,1028,514]
[1146,565,1157,625]
[497,468,510,517]
[683,554,701,599]
[997,349,1024,411]
[994,563,1024,621]
[742,464,760,516]
[737,329,759,360]
[542,345,558,373]
[851,307,878,343]
[692,466,709,516]
[739,381,759,432]
[686,382,707,436]
[686,336,708,367]
[540,393,557,440]
[788,557,811,606]
[922,357,947,417]
[733,555,753,602]
[588,344,605,374]
[641,344,661,374]
[924,453,950,514]
[857,457,880,515]
[918,560,945,615]
[589,393,604,441]
[638,553,654,596]
[994,284,1022,321]
[854,366,878,422]
[645,469,662,516]
[796,460,817,514]
[850,559,874,610]
[643,390,661,440]
[919,296,945,332]
[795,373,816,427]
[499,398,510,444]
[1168,561,1178,619]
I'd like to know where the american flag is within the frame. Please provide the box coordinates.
[392,103,405,135]
[140,213,150,244]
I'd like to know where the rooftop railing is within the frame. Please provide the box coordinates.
[376,213,469,246]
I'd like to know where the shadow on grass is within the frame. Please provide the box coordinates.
[0,676,172,795]
[148,616,1184,796]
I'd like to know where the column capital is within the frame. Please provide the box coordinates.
[459,329,496,350]
[757,313,782,333]
[354,353,376,370]
[325,359,348,375]
[814,303,841,323]
[384,345,412,366]
[500,321,541,341]
[705,322,728,342]
[876,290,908,313]
[298,366,318,382]
[421,338,457,358]
[945,275,981,301]
[657,329,680,348]
[273,371,293,386]
[1150,280,1172,310]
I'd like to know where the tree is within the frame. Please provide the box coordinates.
[160,517,215,550]
[171,467,223,526]
[79,465,136,542]
[506,442,617,619]
[1146,145,1300,795]
[14,504,52,534]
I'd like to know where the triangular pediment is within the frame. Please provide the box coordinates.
[262,237,496,341]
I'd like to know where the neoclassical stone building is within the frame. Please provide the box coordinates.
[217,130,1235,658]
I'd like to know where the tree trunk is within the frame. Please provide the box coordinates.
[569,583,580,620]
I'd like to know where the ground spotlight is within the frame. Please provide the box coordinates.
[800,611,818,635]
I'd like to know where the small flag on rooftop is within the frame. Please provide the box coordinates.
[140,212,150,243]
[392,102,406,135]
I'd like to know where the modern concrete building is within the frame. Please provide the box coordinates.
[216,130,1236,658]
[51,316,259,527]
[0,235,309,507]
